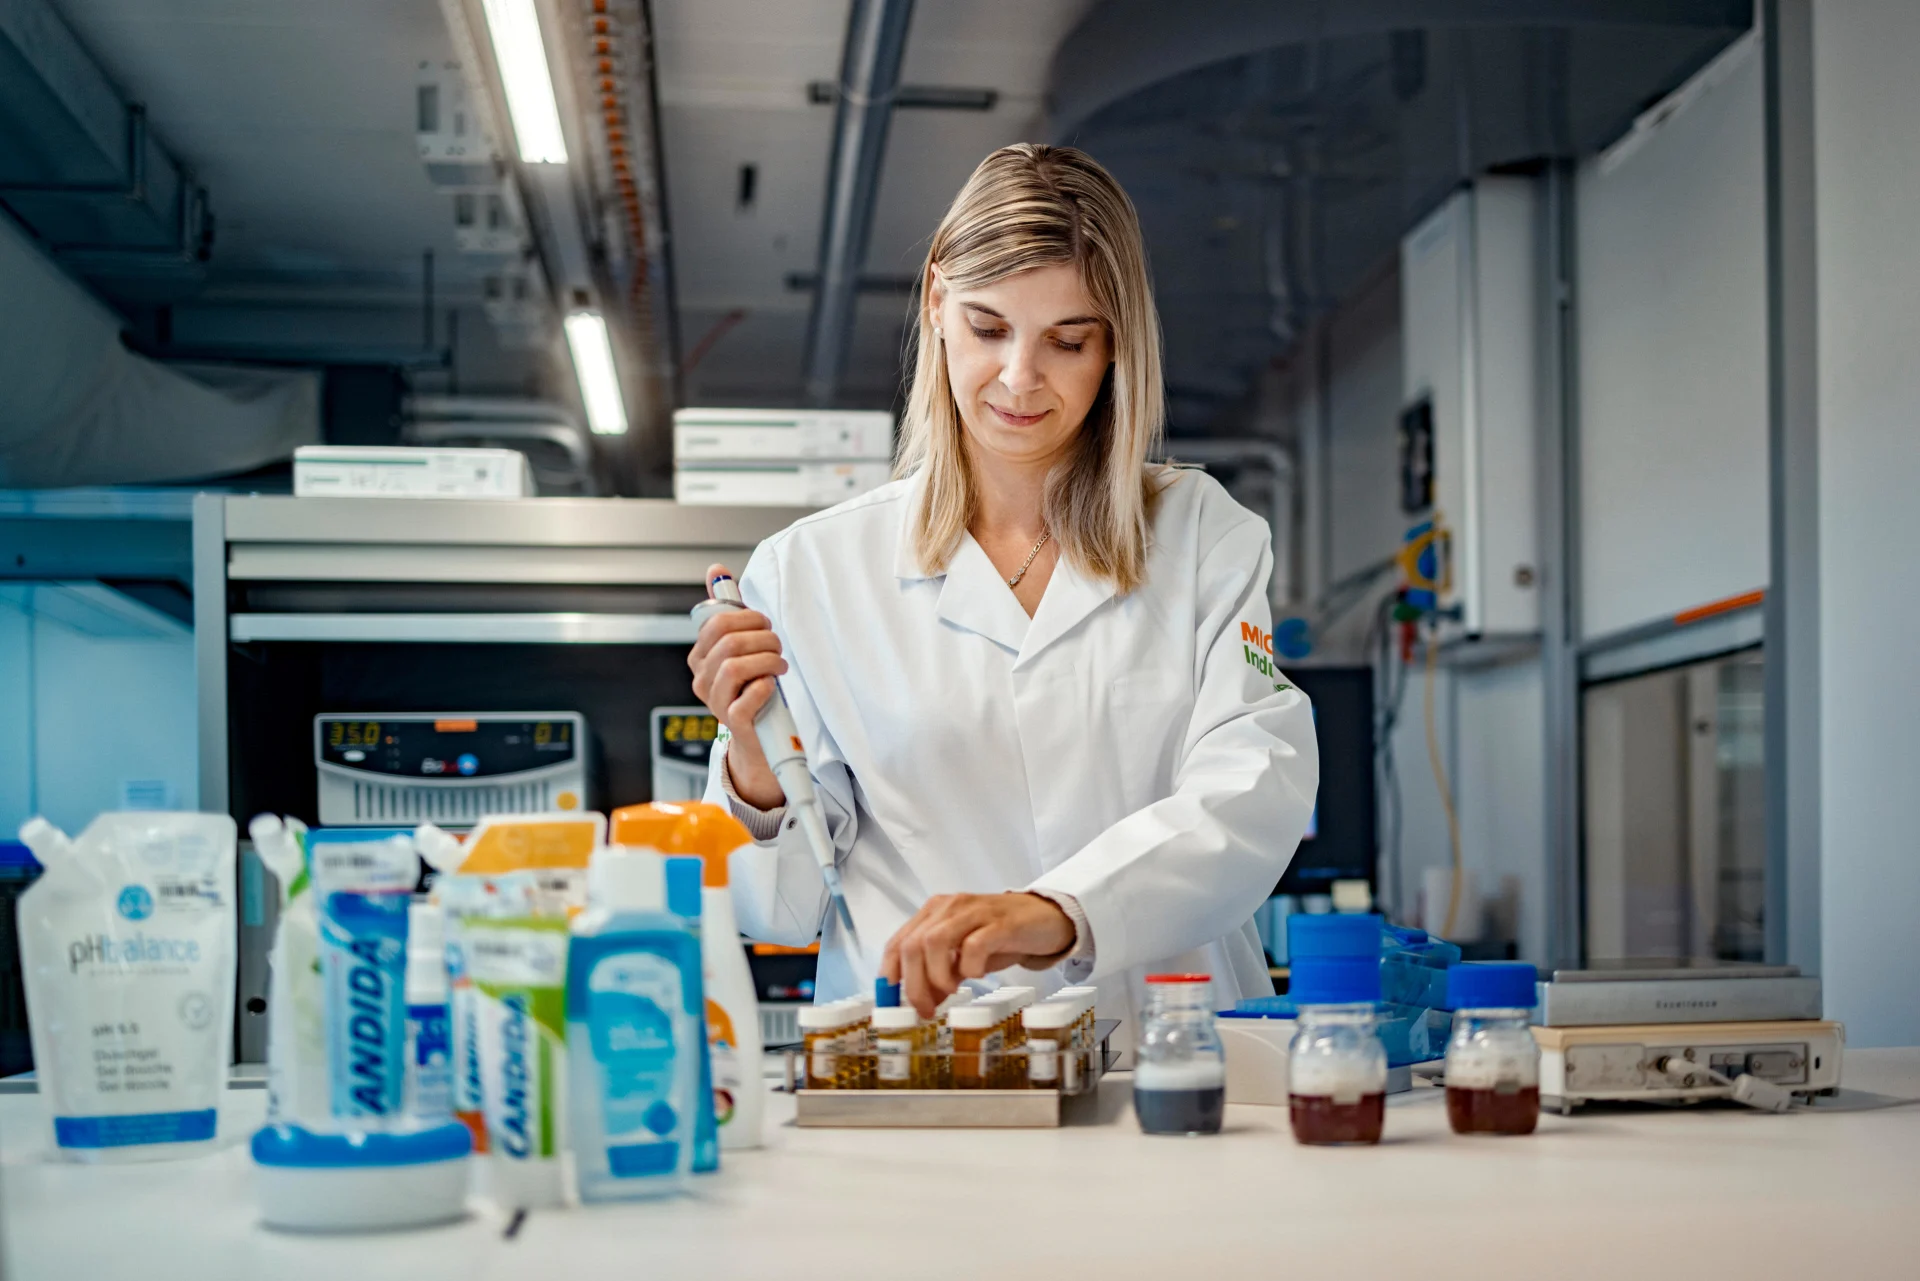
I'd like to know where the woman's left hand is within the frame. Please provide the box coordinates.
[880,893,1075,1017]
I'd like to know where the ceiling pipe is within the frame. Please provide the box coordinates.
[802,0,915,408]
[1165,438,1297,607]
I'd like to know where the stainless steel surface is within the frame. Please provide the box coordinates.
[193,493,228,814]
[1763,0,1823,974]
[1581,604,1764,683]
[1537,975,1823,1027]
[1551,961,1800,982]
[222,495,809,546]
[1540,156,1584,971]
[225,545,733,585]
[794,1088,1065,1128]
[790,1020,1117,1128]
[230,612,698,644]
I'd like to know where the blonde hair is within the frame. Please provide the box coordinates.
[896,143,1166,593]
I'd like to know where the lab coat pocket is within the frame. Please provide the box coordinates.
[1108,671,1187,802]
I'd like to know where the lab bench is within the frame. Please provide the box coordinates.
[4,1050,1917,1279]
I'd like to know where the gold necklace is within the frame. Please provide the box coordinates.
[1006,529,1052,588]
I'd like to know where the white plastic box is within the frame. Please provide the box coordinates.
[672,408,893,462]
[293,445,533,499]
[674,462,892,508]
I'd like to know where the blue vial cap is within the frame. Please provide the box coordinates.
[1287,912,1383,959]
[664,856,704,920]
[1289,956,1381,1006]
[1447,962,1538,1010]
[874,978,901,1008]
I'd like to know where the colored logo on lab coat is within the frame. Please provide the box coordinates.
[1238,622,1294,692]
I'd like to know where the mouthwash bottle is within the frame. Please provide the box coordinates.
[565,850,706,1201]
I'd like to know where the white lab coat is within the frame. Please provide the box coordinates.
[706,467,1318,1041]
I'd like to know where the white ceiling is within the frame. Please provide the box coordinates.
[654,0,1097,406]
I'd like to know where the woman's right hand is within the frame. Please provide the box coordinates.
[688,562,789,811]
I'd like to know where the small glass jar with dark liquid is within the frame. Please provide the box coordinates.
[1287,1003,1388,1144]
[1442,962,1541,1136]
[1133,974,1225,1135]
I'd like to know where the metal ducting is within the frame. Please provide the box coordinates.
[404,395,599,495]
[802,0,916,408]
[0,0,213,301]
[0,210,317,488]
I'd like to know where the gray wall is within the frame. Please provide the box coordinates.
[1575,35,1769,639]
[1812,0,1920,1048]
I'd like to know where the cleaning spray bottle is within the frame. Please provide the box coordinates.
[611,802,765,1151]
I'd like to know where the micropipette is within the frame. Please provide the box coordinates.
[692,571,861,949]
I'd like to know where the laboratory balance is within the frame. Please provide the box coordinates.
[1532,962,1841,1111]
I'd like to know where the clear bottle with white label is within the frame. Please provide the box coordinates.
[1444,962,1540,1136]
[1132,974,1224,1134]
[404,899,453,1122]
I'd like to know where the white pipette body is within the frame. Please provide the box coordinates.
[692,572,860,948]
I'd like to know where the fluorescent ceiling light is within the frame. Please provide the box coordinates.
[480,0,568,164]
[565,311,628,435]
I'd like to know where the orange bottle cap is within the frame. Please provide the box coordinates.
[609,801,751,887]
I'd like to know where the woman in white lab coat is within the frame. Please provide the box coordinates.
[691,144,1318,1030]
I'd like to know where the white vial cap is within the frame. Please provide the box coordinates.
[995,986,1036,1011]
[798,1004,841,1031]
[947,1005,998,1030]
[1023,1002,1074,1031]
[871,1007,919,1031]
[936,991,973,1015]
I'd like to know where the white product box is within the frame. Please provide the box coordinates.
[673,462,892,508]
[672,408,894,462]
[293,445,533,499]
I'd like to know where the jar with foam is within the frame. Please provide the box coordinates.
[1132,974,1224,1135]
[1443,962,1540,1135]
[1286,913,1387,1146]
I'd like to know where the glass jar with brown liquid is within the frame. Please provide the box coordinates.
[1285,947,1388,1146]
[1443,963,1540,1136]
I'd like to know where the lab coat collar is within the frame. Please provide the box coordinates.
[934,533,1032,653]
[892,468,1116,657]
[1015,552,1116,669]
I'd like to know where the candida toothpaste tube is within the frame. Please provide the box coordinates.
[309,829,416,1128]
[466,907,570,1209]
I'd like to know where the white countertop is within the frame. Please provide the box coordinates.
[5,1051,1919,1280]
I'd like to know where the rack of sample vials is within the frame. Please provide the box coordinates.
[785,985,1119,1128]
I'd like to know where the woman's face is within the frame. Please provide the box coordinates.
[931,263,1113,470]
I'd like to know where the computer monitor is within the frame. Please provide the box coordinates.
[1277,665,1377,895]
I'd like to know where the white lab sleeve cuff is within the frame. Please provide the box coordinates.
[1026,888,1095,975]
[717,745,787,842]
